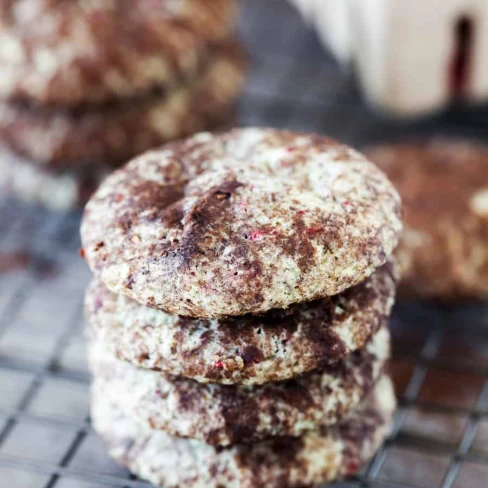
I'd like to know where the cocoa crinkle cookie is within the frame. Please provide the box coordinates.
[0,0,244,210]
[81,128,403,487]
[366,139,488,302]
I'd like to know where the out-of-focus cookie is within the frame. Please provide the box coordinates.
[85,262,396,385]
[0,0,236,105]
[91,374,395,488]
[366,140,488,301]
[81,128,402,318]
[0,46,245,168]
[89,326,389,446]
[0,148,108,211]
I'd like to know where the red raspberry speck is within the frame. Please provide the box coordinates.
[248,229,279,241]
[237,201,248,212]
[94,297,103,313]
[297,210,306,215]
[215,361,223,369]
[248,231,265,241]
[113,193,123,202]
[306,227,323,234]
[346,461,359,476]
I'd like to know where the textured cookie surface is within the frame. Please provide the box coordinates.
[91,375,395,488]
[366,140,488,301]
[0,46,244,168]
[81,128,402,318]
[0,147,108,211]
[89,326,389,446]
[0,0,236,105]
[86,262,396,385]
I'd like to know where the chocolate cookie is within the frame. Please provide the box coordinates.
[85,262,396,385]
[0,0,236,105]
[89,326,389,446]
[0,46,245,168]
[91,374,395,488]
[366,140,488,301]
[0,147,108,211]
[81,128,402,318]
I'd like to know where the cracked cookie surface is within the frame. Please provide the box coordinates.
[81,128,402,318]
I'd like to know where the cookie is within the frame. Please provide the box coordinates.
[366,140,488,301]
[0,46,245,168]
[89,325,389,446]
[81,128,402,318]
[91,374,395,488]
[85,262,396,385]
[0,147,108,211]
[0,0,236,105]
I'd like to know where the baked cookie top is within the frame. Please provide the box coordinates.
[91,374,395,488]
[366,140,488,301]
[85,262,396,385]
[0,0,236,105]
[81,128,402,318]
[89,326,389,446]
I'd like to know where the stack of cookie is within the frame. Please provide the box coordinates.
[0,0,244,210]
[81,128,403,488]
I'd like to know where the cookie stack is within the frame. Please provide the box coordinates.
[0,0,244,210]
[81,128,403,488]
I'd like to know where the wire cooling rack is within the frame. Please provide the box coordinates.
[1,1,488,487]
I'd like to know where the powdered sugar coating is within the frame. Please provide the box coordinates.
[85,263,396,385]
[0,0,236,105]
[81,128,402,318]
[91,375,395,488]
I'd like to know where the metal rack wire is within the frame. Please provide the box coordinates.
[0,1,488,487]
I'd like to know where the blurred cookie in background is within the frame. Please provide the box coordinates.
[0,148,109,212]
[0,0,237,105]
[0,0,244,210]
[366,140,488,302]
[0,45,245,169]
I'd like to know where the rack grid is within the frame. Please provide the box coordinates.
[1,1,488,487]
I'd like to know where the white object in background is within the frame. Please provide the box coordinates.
[290,0,488,116]
[313,0,353,64]
[289,0,315,22]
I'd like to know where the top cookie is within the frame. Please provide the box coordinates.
[0,0,236,105]
[366,140,488,301]
[81,128,402,318]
